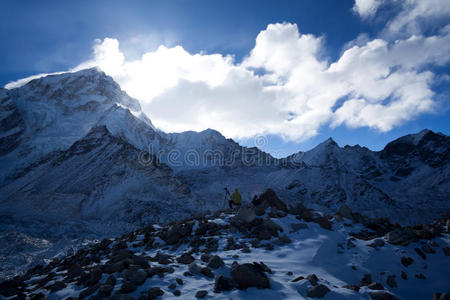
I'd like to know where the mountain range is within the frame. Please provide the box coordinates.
[0,68,449,279]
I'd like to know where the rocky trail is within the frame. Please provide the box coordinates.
[1,190,449,300]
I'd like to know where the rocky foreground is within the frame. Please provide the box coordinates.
[1,190,449,300]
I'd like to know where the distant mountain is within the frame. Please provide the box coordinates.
[0,68,449,279]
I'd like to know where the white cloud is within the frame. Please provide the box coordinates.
[352,0,383,18]
[386,0,450,36]
[5,1,450,142]
[353,0,450,36]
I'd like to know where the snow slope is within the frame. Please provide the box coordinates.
[2,202,449,299]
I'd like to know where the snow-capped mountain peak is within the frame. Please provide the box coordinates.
[0,68,159,177]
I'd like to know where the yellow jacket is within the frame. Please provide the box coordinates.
[230,188,241,205]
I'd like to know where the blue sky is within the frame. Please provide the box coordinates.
[1,0,449,156]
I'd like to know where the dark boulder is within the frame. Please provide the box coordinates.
[386,228,416,246]
[142,287,164,299]
[176,253,195,265]
[307,284,330,298]
[253,189,288,214]
[48,281,66,292]
[119,281,136,293]
[195,290,208,298]
[369,291,400,300]
[230,262,270,289]
[368,282,384,290]
[401,256,414,267]
[312,217,332,230]
[214,275,236,292]
[207,255,224,269]
[306,274,319,286]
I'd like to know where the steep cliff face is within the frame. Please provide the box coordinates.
[0,88,25,155]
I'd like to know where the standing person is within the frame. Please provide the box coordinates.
[229,188,242,209]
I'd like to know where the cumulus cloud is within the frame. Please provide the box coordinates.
[353,0,450,36]
[386,0,450,36]
[5,0,450,142]
[352,0,383,18]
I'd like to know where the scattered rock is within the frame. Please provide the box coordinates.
[312,217,332,230]
[195,290,208,298]
[336,204,353,220]
[177,253,195,265]
[343,285,360,292]
[151,252,173,265]
[291,275,304,282]
[230,262,270,289]
[400,271,407,280]
[241,247,251,253]
[421,244,435,254]
[415,273,426,280]
[415,248,427,260]
[168,283,176,289]
[257,261,273,274]
[105,275,116,286]
[368,282,384,290]
[119,281,136,293]
[110,249,133,263]
[48,281,66,292]
[386,275,397,288]
[83,268,102,286]
[430,241,439,247]
[172,289,181,296]
[233,205,257,223]
[307,284,330,298]
[67,264,83,278]
[103,261,127,274]
[147,266,174,278]
[188,262,202,275]
[369,239,385,248]
[253,189,288,214]
[128,269,147,286]
[277,235,292,245]
[306,274,319,286]
[176,278,183,285]
[201,267,214,278]
[143,287,164,299]
[347,240,356,248]
[214,275,236,292]
[207,255,224,269]
[95,284,114,298]
[442,247,450,256]
[369,291,400,300]
[108,294,136,300]
[401,257,414,267]
[78,285,99,299]
[434,293,450,300]
[200,253,211,263]
[386,228,416,246]
[163,222,193,245]
[359,273,372,286]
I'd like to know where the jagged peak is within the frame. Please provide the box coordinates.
[385,129,441,148]
[10,68,142,113]
[313,137,339,150]
[324,137,337,146]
